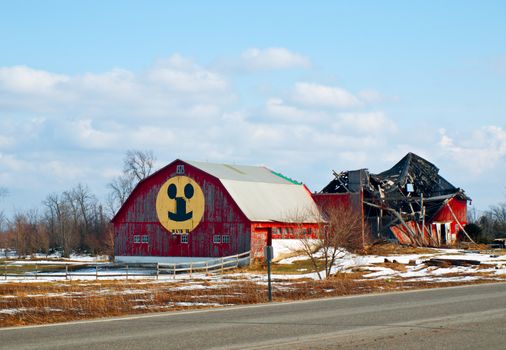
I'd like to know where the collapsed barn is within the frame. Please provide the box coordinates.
[317,153,472,246]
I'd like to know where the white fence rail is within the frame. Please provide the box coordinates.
[1,251,251,281]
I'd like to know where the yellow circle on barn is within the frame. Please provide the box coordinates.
[156,176,205,234]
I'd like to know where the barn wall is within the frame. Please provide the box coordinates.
[249,222,319,259]
[114,160,251,258]
[312,192,363,216]
[431,198,467,224]
[312,193,352,210]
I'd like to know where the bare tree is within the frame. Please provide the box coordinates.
[6,209,47,257]
[0,218,8,257]
[62,184,98,252]
[107,150,156,216]
[294,205,365,279]
[44,193,76,257]
[107,175,135,216]
[123,150,156,182]
[490,203,506,223]
[479,202,506,241]
[89,204,111,255]
[10,212,29,257]
[0,209,5,232]
[0,187,7,236]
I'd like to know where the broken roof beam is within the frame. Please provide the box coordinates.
[364,201,422,246]
[332,170,350,192]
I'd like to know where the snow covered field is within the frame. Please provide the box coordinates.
[1,244,505,284]
[271,239,506,283]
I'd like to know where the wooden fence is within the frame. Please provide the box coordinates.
[0,251,251,281]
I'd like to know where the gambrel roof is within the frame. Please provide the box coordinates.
[186,160,319,222]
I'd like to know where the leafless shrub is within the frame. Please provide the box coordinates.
[290,205,366,279]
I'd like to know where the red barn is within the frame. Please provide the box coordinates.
[112,159,319,263]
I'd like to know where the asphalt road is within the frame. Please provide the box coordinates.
[1,283,505,350]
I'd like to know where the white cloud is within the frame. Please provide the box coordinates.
[0,135,13,149]
[76,69,138,101]
[438,126,506,174]
[336,112,397,134]
[45,160,84,183]
[0,66,68,94]
[250,125,284,143]
[0,152,28,172]
[148,54,229,93]
[265,98,316,122]
[291,82,360,108]
[240,47,310,70]
[358,89,383,103]
[0,67,72,112]
[0,55,234,119]
[130,126,177,147]
[69,119,121,149]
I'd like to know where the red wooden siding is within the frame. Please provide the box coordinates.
[312,192,363,213]
[431,198,467,224]
[113,160,251,258]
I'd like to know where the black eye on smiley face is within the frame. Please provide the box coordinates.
[167,183,194,200]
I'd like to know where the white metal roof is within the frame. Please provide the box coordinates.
[186,160,319,223]
[186,160,293,184]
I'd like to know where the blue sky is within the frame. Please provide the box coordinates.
[0,0,505,216]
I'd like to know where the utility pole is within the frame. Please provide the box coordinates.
[264,228,273,302]
[361,189,365,247]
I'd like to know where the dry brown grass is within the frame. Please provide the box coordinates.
[476,263,498,270]
[373,261,408,272]
[365,243,436,256]
[459,243,490,251]
[1,273,503,328]
[0,280,267,327]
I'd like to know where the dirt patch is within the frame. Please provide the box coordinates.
[246,259,324,275]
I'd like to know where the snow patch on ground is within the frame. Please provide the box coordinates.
[1,248,506,285]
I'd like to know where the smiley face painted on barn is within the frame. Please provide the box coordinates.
[156,176,205,234]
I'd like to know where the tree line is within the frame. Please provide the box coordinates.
[467,203,506,243]
[1,150,505,258]
[0,150,155,258]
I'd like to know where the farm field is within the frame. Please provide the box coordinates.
[1,244,505,327]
